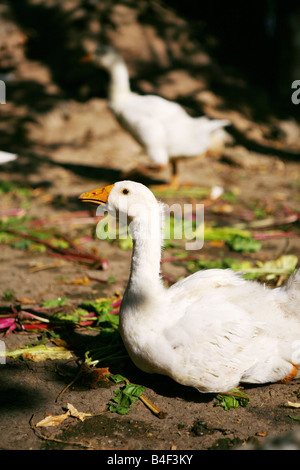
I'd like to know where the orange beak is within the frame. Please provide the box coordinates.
[78,184,114,206]
[80,53,92,63]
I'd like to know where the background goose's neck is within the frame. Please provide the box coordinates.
[108,61,131,103]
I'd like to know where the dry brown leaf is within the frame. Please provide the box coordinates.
[211,204,233,214]
[56,276,91,285]
[36,411,70,427]
[81,366,111,389]
[70,277,90,285]
[36,404,92,427]
[67,403,92,421]
[22,346,73,362]
[287,401,300,408]
[16,297,37,304]
[256,430,267,437]
[50,337,69,348]
[209,240,225,248]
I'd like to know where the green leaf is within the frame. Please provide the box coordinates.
[118,236,133,250]
[255,255,298,273]
[203,225,251,242]
[221,192,238,202]
[2,290,15,301]
[108,374,127,383]
[152,186,210,199]
[0,180,33,197]
[84,328,127,366]
[0,232,15,243]
[49,238,69,249]
[80,300,119,328]
[186,257,251,273]
[186,255,298,282]
[215,389,250,411]
[238,255,298,280]
[11,239,32,250]
[226,235,262,253]
[42,297,67,308]
[108,381,146,415]
[53,307,92,323]
[109,403,131,415]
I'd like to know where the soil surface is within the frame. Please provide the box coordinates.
[1,0,300,452]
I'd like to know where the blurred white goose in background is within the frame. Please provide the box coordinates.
[80,180,300,393]
[0,150,17,164]
[81,46,230,187]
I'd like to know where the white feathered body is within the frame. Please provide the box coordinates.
[120,267,300,393]
[110,182,300,393]
[110,91,229,165]
[79,158,300,394]
[92,47,230,166]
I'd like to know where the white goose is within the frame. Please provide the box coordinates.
[82,46,230,187]
[79,181,300,393]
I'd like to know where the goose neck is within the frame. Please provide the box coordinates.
[127,207,164,295]
[108,61,131,103]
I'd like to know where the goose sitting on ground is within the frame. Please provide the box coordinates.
[79,181,300,393]
[81,46,230,187]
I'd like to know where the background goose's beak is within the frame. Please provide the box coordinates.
[80,53,92,63]
[79,184,114,206]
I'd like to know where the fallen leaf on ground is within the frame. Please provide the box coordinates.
[256,430,267,437]
[66,403,92,421]
[4,344,73,361]
[226,235,262,253]
[81,366,111,389]
[16,298,37,304]
[36,404,92,427]
[211,203,233,214]
[287,401,300,408]
[70,276,91,285]
[57,276,91,286]
[208,240,225,247]
[215,389,250,411]
[22,347,73,361]
[50,337,69,348]
[36,411,70,427]
[42,297,67,308]
[108,376,145,415]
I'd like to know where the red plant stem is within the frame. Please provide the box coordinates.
[111,299,122,308]
[109,309,120,315]
[23,324,50,330]
[253,231,295,240]
[5,229,108,268]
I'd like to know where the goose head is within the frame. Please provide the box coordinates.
[81,46,122,71]
[79,180,159,221]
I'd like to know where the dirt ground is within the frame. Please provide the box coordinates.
[1,0,300,452]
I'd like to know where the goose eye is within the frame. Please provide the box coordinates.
[122,189,129,195]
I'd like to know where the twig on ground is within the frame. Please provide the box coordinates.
[125,379,167,419]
